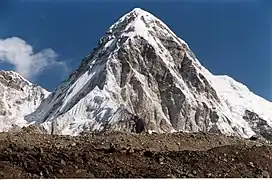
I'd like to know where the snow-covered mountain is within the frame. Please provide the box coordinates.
[25,8,272,140]
[0,70,50,131]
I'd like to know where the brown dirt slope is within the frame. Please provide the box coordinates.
[0,132,271,178]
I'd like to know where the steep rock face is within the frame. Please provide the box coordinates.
[25,8,272,140]
[0,70,50,131]
[243,110,272,141]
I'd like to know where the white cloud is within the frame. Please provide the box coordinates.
[0,37,68,80]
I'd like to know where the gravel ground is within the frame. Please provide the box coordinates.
[0,131,271,178]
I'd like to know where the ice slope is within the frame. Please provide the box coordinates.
[0,70,50,131]
[25,8,272,140]
[191,55,272,138]
[212,75,272,136]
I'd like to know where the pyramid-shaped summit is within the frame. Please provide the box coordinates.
[25,8,272,140]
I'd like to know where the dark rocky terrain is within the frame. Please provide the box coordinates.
[0,130,271,178]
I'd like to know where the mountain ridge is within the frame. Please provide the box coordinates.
[25,8,272,139]
[1,8,271,141]
[0,70,50,131]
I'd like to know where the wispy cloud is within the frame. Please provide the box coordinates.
[0,37,68,80]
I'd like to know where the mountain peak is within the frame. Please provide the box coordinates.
[105,7,189,53]
[0,70,50,132]
[0,70,32,87]
[0,70,27,79]
[130,8,151,16]
[108,7,162,35]
[25,8,272,141]
[122,7,156,21]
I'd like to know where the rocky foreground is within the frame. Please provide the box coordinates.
[0,131,271,178]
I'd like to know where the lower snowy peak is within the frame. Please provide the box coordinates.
[210,75,272,140]
[0,70,50,131]
[25,8,272,141]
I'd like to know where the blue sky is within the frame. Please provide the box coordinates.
[0,0,271,101]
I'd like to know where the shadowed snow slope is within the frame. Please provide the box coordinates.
[24,8,272,140]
